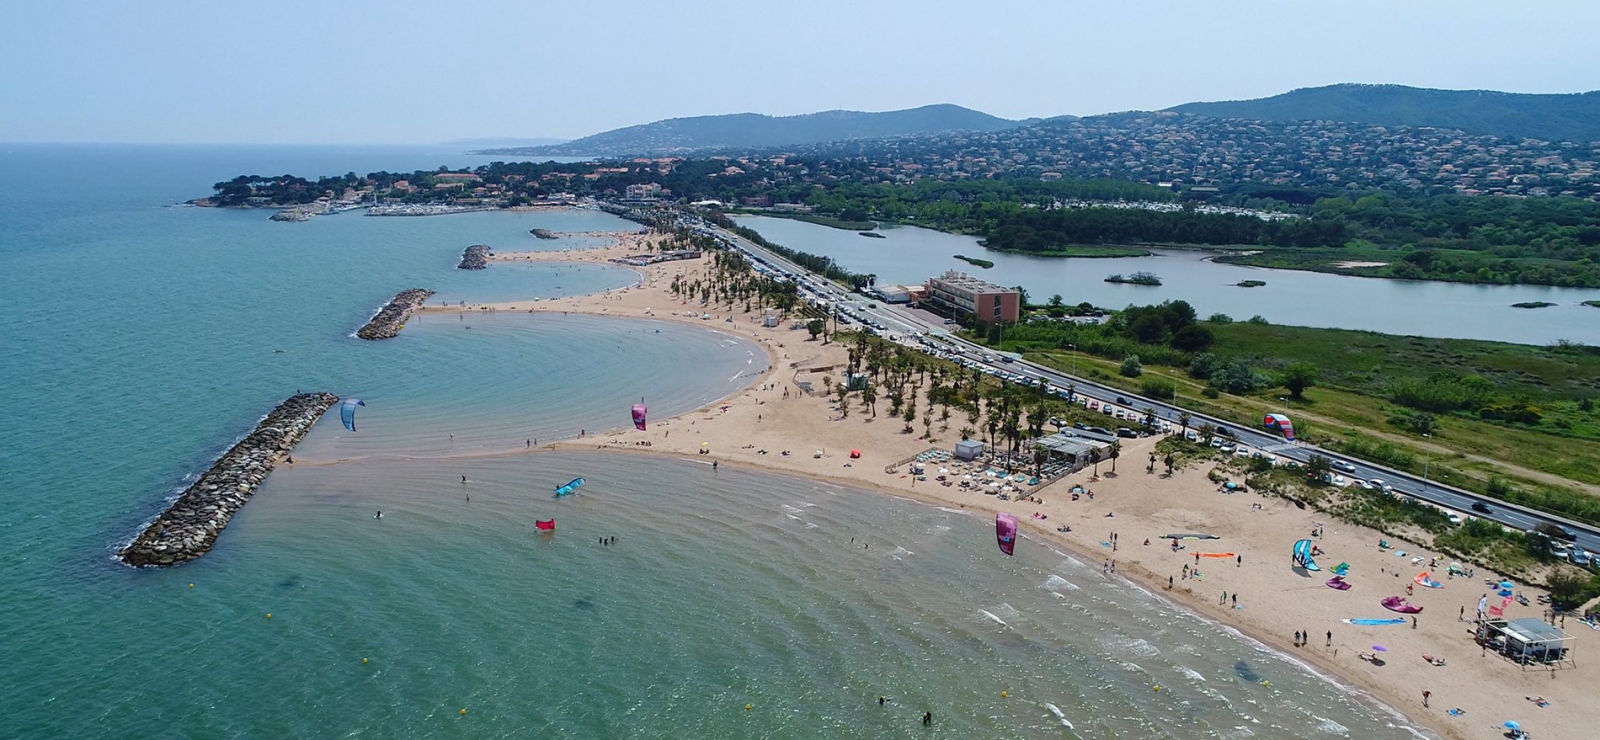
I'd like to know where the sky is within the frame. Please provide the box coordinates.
[4,0,1599,145]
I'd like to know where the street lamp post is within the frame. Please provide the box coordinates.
[1421,433,1431,485]
[1068,343,1077,379]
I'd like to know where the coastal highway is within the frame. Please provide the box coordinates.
[699,220,1600,557]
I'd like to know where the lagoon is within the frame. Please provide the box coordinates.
[736,215,1600,345]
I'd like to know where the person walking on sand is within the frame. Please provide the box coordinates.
[1422,690,1430,708]
[1236,554,1242,567]
[1326,630,1332,647]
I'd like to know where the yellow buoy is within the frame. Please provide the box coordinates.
[1001,691,1008,698]
[266,613,272,619]
[1153,685,1161,692]
[745,704,752,711]
[362,658,369,664]
[188,583,194,589]
[459,709,467,716]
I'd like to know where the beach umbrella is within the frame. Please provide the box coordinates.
[1503,720,1521,730]
[1371,645,1387,652]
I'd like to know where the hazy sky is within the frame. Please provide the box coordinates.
[5,0,1598,144]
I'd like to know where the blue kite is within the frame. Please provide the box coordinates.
[553,477,586,498]
[340,398,365,431]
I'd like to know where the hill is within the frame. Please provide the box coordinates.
[474,104,1022,156]
[1168,83,1600,142]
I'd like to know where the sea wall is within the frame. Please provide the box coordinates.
[119,392,338,567]
[356,288,435,339]
[458,244,490,269]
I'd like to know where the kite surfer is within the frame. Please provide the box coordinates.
[375,511,382,519]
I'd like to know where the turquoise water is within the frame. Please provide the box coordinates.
[1,146,1424,738]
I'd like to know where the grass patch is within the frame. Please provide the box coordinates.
[988,245,1149,258]
[1511,301,1556,308]
[753,211,878,231]
[953,254,994,269]
[1582,300,1600,309]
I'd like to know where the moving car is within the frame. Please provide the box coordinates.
[1331,460,1357,473]
[1471,501,1493,514]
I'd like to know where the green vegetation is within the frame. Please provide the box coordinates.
[1236,280,1266,287]
[1105,271,1163,286]
[953,254,994,269]
[986,208,1344,253]
[753,211,877,231]
[1511,301,1556,308]
[1585,300,1600,308]
[988,245,1148,258]
[968,302,1600,523]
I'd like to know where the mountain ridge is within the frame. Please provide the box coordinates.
[1167,83,1600,142]
[474,104,1024,157]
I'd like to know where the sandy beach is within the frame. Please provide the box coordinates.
[421,235,1597,740]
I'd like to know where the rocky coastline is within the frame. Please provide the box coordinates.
[356,288,435,339]
[458,244,490,270]
[530,228,558,240]
[119,392,338,567]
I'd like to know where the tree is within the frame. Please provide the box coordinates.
[806,318,825,340]
[1048,294,1065,308]
[1177,411,1192,435]
[959,426,976,441]
[1170,324,1215,352]
[1546,567,1591,606]
[1108,442,1121,473]
[834,384,850,418]
[1282,362,1320,399]
[1089,448,1102,476]
[861,382,878,418]
[1306,454,1333,480]
[1120,354,1143,378]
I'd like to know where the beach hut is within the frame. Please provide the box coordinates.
[954,439,985,461]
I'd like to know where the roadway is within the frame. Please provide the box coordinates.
[698,219,1600,557]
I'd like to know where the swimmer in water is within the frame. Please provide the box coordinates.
[462,475,467,483]
[375,511,382,519]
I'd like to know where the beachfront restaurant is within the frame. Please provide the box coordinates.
[1031,433,1112,475]
[1476,617,1575,670]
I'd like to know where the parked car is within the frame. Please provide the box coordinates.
[1210,438,1224,448]
[1116,427,1138,438]
[1219,443,1237,454]
[1184,430,1199,442]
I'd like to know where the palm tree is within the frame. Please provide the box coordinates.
[1178,411,1192,436]
[1143,407,1158,431]
[986,418,1000,451]
[1088,448,1102,476]
[1108,442,1122,473]
[959,426,976,441]
[861,382,878,418]
[835,384,850,419]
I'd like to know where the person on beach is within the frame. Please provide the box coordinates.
[1236,554,1242,567]
[1294,630,1302,647]
[922,711,932,725]
[1326,630,1332,646]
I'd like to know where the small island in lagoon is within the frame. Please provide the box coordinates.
[954,254,995,269]
[1236,279,1266,288]
[858,231,885,239]
[1106,271,1162,286]
[1583,299,1600,308]
[1511,301,1556,309]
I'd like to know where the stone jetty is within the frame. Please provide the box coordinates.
[530,228,559,240]
[458,244,490,270]
[356,288,435,339]
[119,392,338,567]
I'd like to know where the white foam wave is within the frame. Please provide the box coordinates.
[1178,666,1206,682]
[1312,716,1349,735]
[1042,574,1080,592]
[1044,702,1074,729]
[978,609,1008,627]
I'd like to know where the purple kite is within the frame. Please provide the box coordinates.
[631,403,647,431]
[996,512,1018,556]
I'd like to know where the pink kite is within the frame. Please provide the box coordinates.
[996,512,1018,557]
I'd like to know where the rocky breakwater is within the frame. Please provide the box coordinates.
[119,392,339,567]
[458,244,490,270]
[530,228,559,240]
[356,288,435,339]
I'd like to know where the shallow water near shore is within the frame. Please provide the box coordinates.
[1,145,1427,738]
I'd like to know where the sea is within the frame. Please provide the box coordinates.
[0,144,1429,738]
